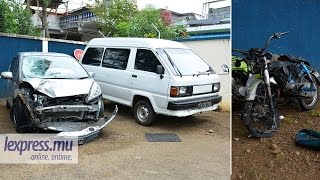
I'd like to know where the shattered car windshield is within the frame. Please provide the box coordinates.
[22,55,89,79]
[157,48,215,76]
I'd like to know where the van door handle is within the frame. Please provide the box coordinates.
[132,75,137,78]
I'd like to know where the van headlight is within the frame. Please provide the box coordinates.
[170,86,193,97]
[86,82,102,102]
[212,83,220,93]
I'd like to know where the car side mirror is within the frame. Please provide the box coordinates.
[1,72,13,80]
[88,72,95,78]
[156,65,164,79]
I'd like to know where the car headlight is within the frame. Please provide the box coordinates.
[86,82,102,102]
[170,86,193,97]
[212,83,220,93]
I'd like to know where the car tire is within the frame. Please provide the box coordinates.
[133,100,156,126]
[12,100,32,133]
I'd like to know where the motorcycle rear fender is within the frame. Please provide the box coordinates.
[311,72,320,85]
[245,75,264,101]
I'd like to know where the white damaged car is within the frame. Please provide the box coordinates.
[0,52,117,144]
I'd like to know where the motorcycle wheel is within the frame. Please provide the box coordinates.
[297,75,319,111]
[242,83,279,138]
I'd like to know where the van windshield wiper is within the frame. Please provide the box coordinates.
[163,50,183,77]
[194,69,213,77]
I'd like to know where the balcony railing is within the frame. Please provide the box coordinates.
[60,11,97,29]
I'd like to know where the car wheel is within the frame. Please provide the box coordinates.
[133,100,156,126]
[12,100,32,133]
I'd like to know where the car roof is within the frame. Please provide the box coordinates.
[87,37,189,49]
[18,52,72,57]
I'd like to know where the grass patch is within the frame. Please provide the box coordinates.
[275,152,286,162]
[243,168,267,180]
[283,115,295,124]
[307,110,320,117]
[301,120,314,128]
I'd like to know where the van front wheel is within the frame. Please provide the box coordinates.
[134,100,156,126]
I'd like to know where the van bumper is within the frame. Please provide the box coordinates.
[167,95,222,111]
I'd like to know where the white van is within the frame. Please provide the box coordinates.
[80,38,222,125]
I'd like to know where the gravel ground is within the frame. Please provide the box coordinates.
[232,103,320,180]
[0,100,230,180]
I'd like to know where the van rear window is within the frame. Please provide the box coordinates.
[82,48,104,66]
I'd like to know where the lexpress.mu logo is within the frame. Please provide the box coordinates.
[3,136,74,155]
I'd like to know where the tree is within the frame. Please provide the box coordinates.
[91,0,138,36]
[0,0,40,36]
[115,6,188,39]
[37,0,51,38]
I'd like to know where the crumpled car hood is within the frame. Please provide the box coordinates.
[22,78,94,98]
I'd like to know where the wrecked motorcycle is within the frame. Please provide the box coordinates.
[233,32,320,137]
[232,32,281,137]
[269,54,320,111]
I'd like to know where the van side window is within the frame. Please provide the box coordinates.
[82,48,104,66]
[102,48,130,70]
[135,49,161,73]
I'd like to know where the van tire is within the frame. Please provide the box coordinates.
[134,100,156,126]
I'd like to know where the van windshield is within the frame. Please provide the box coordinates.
[157,48,215,76]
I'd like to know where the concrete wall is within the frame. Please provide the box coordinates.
[209,6,231,19]
[31,13,61,31]
[181,39,231,111]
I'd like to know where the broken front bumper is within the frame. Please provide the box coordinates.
[43,105,118,144]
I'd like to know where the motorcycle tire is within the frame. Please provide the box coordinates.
[297,75,319,111]
[242,83,280,138]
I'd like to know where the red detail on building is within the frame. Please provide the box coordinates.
[161,10,172,25]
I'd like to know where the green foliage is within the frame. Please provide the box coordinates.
[115,5,188,39]
[0,0,40,36]
[92,2,188,40]
[91,0,138,36]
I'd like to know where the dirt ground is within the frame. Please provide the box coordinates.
[232,102,320,180]
[0,100,230,180]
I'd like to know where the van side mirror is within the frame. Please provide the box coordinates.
[1,72,13,80]
[156,65,164,75]
[222,64,229,74]
[156,65,164,79]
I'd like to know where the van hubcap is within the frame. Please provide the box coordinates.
[137,105,149,122]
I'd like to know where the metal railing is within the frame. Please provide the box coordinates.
[60,11,96,29]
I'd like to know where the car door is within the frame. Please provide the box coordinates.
[130,48,170,111]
